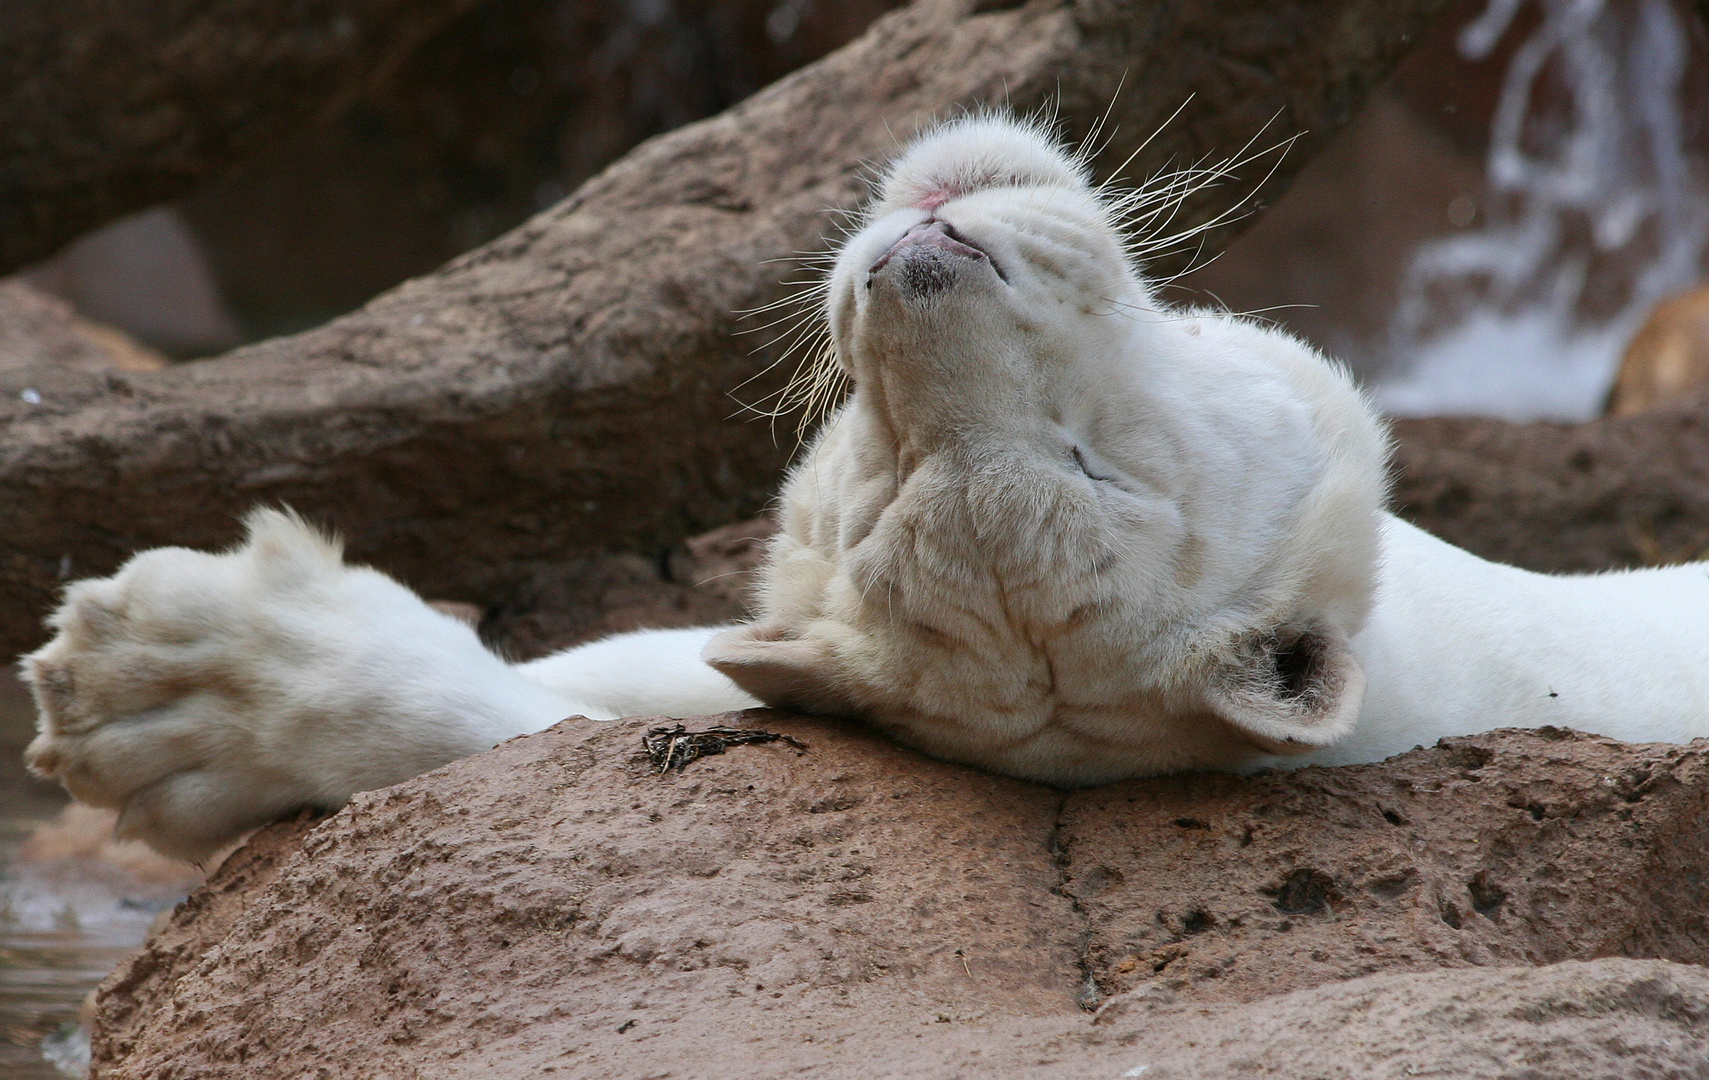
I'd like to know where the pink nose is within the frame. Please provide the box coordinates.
[868,220,989,275]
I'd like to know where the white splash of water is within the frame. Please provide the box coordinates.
[1375,0,1709,421]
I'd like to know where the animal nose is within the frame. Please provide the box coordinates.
[868,219,989,276]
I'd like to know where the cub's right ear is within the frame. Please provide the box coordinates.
[1204,623,1365,756]
[702,622,856,717]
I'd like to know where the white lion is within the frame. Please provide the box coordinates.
[20,116,1709,861]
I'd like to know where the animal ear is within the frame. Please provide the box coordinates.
[702,622,857,717]
[1205,624,1365,755]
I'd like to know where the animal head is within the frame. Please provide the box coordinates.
[707,114,1389,786]
[822,115,1143,450]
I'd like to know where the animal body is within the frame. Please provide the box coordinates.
[21,116,1709,861]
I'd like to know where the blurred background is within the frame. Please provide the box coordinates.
[9,0,1709,420]
[4,0,1709,1075]
[1182,0,1709,422]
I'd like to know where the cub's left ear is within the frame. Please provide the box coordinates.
[1204,624,1365,755]
[702,621,857,718]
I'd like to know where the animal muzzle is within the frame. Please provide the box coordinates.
[867,219,1000,299]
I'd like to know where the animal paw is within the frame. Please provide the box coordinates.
[20,509,558,861]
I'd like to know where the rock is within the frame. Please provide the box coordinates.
[490,516,776,659]
[1390,406,1709,573]
[88,712,1083,1077]
[86,718,1709,1077]
[22,207,245,359]
[0,0,491,275]
[0,280,167,374]
[1064,728,1709,1005]
[91,815,324,1068]
[1090,958,1709,1080]
[178,0,905,342]
[1607,284,1709,417]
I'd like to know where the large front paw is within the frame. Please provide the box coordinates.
[20,510,514,861]
[20,511,359,860]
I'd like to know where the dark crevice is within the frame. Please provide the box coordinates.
[1047,790,1103,1012]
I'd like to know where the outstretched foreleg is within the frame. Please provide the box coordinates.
[23,511,586,859]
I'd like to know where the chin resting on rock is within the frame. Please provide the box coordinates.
[20,115,1709,861]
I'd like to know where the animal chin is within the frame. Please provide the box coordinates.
[865,219,1002,300]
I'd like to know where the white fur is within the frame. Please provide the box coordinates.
[19,116,1709,860]
[20,510,754,860]
[1297,515,1709,766]
[703,115,1706,779]
[703,115,1390,784]
[515,626,757,720]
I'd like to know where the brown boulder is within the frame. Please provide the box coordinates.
[1390,403,1709,573]
[1092,959,1709,1080]
[417,515,775,656]
[0,281,167,374]
[0,0,489,275]
[1065,729,1709,1005]
[1607,284,1709,418]
[87,716,1709,1077]
[91,814,325,1067]
[489,516,776,659]
[91,712,1081,1077]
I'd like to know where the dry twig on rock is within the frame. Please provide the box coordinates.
[642,723,807,774]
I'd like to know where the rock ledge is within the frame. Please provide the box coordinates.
[90,715,1709,1078]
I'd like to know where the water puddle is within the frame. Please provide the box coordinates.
[0,672,201,1078]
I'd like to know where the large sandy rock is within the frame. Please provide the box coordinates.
[1064,727,1709,1004]
[86,715,1709,1077]
[1093,959,1709,1080]
[1607,285,1709,418]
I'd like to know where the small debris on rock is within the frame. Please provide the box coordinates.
[642,724,807,773]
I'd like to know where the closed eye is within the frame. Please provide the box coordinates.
[1071,445,1119,484]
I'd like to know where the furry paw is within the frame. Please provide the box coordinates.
[21,510,565,861]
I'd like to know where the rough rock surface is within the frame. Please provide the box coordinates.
[1390,396,1709,573]
[489,516,776,659]
[91,814,325,1066]
[87,718,1709,1077]
[1093,959,1709,1080]
[1065,728,1709,1004]
[1607,284,1709,418]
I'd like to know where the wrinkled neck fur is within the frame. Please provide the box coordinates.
[845,305,1038,464]
[841,286,1156,483]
